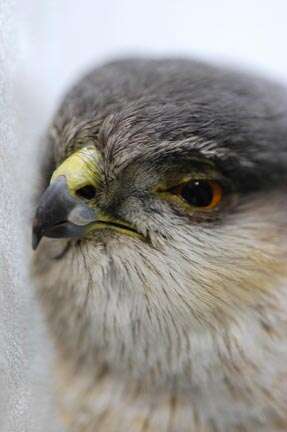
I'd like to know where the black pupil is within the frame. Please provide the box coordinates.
[180,181,213,207]
[76,185,96,200]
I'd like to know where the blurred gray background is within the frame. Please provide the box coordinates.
[1,1,287,430]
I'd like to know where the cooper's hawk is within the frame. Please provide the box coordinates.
[32,59,287,432]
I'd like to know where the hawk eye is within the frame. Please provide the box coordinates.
[170,180,223,209]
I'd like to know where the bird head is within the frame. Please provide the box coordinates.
[32,59,287,378]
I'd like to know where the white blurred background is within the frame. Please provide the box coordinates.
[1,1,287,430]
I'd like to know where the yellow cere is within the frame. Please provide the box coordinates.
[51,146,102,195]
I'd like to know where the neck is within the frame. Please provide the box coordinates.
[34,237,287,431]
[54,301,287,432]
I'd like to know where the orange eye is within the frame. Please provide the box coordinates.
[169,180,223,209]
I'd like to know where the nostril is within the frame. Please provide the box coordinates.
[76,185,96,200]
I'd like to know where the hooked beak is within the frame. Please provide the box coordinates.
[32,146,142,250]
[32,175,97,250]
[32,146,101,250]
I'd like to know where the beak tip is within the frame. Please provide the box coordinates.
[32,221,42,250]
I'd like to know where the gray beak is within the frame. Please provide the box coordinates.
[32,176,97,250]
